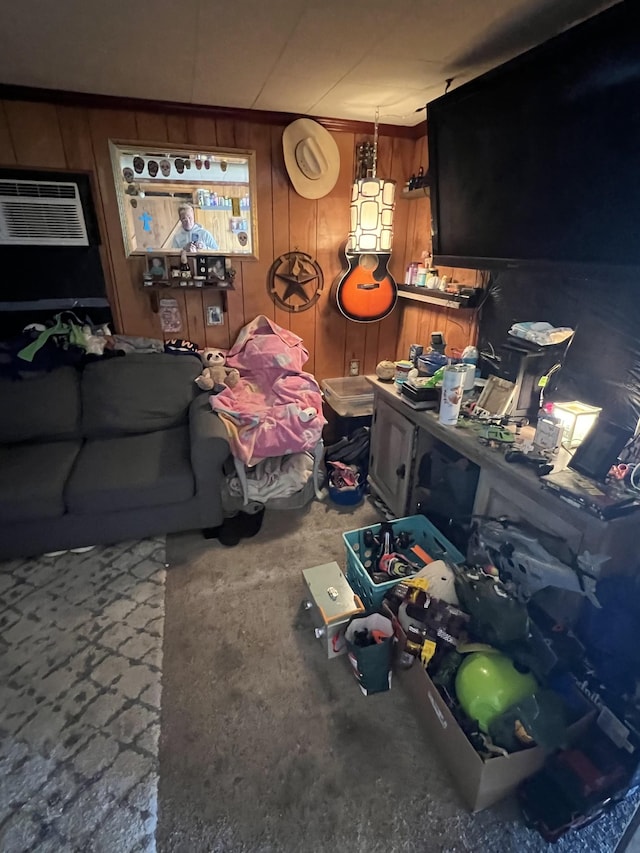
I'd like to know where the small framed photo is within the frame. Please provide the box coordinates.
[147,255,167,279]
[206,305,224,326]
[206,256,227,281]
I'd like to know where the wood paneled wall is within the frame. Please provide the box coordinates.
[0,97,479,379]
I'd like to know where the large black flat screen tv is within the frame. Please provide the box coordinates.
[428,1,640,271]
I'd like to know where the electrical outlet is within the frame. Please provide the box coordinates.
[349,360,360,376]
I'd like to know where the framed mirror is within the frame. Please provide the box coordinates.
[109,141,258,259]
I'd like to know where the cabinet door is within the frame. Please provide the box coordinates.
[369,398,416,516]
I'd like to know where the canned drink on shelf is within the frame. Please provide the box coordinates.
[438,364,466,426]
[409,344,424,365]
[394,360,413,388]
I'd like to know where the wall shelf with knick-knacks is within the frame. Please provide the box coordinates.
[141,251,235,313]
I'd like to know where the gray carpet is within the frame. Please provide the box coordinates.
[158,500,637,853]
[0,540,166,852]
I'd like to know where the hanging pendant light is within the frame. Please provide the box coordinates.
[347,108,396,254]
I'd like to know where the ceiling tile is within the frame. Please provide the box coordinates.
[253,74,335,115]
[266,0,414,81]
[191,0,305,105]
[0,0,199,103]
[343,58,443,90]
[0,0,621,123]
[309,82,440,125]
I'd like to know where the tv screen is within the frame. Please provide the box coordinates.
[428,2,640,271]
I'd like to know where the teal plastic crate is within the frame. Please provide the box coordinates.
[343,515,464,610]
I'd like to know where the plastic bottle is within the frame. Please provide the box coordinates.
[461,346,479,385]
[461,345,479,366]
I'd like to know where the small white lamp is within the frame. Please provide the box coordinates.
[552,401,602,447]
[347,177,396,252]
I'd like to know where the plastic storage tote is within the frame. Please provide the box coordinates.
[321,376,374,418]
[343,514,464,609]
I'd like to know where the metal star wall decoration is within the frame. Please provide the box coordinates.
[268,250,323,312]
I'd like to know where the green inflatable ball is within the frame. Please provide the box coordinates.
[455,651,538,733]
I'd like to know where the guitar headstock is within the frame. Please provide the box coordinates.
[355,141,375,181]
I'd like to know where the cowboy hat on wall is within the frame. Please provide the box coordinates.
[282,118,340,199]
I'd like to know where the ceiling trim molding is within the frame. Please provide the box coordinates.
[0,84,426,139]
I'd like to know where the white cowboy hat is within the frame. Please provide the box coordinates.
[282,118,340,199]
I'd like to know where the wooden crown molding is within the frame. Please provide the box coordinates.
[0,84,427,140]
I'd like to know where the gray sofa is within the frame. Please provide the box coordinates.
[0,354,230,560]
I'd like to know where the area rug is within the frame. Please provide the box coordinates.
[0,539,166,852]
[158,500,637,853]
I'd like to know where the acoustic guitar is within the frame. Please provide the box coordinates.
[333,141,398,322]
[334,252,398,323]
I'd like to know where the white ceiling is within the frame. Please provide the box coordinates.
[0,0,619,126]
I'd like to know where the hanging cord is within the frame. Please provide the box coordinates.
[372,107,379,179]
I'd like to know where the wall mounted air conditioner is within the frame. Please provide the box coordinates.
[0,179,89,246]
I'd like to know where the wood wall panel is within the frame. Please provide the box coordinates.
[134,111,168,143]
[3,101,65,168]
[0,94,480,378]
[314,131,353,382]
[166,113,189,145]
[0,102,16,164]
[269,125,292,333]
[57,105,119,323]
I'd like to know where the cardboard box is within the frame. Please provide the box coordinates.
[399,663,553,811]
[384,603,593,812]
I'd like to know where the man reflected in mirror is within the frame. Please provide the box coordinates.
[172,203,218,250]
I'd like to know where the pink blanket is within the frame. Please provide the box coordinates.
[210,316,326,465]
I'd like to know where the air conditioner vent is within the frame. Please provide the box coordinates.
[0,180,89,246]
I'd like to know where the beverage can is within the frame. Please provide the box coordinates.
[438,364,466,426]
[409,344,423,365]
[394,360,413,388]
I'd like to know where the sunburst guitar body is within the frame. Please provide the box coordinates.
[334,253,398,322]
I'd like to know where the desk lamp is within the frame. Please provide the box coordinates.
[552,401,602,448]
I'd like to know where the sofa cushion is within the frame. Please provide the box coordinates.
[81,353,201,438]
[0,440,82,522]
[65,426,194,514]
[0,367,80,444]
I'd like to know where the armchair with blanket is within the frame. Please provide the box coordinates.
[208,316,326,505]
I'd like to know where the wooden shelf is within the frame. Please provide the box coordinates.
[397,283,478,309]
[142,279,234,291]
[401,186,430,200]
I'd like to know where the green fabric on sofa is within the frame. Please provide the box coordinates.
[65,426,194,514]
[81,354,202,437]
[0,440,82,522]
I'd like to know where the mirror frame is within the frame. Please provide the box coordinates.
[109,139,259,260]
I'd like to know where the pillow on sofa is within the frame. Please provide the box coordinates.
[0,367,81,444]
[81,353,201,437]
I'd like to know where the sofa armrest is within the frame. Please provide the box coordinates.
[189,395,230,525]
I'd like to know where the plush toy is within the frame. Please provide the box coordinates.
[195,348,240,393]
